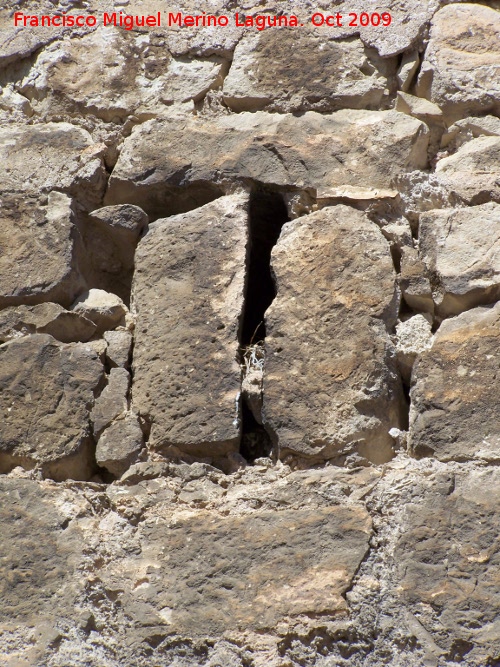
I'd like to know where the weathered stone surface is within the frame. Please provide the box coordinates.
[0,302,96,344]
[2,1,500,663]
[103,329,132,368]
[0,122,106,208]
[435,136,500,205]
[0,477,85,641]
[395,91,443,123]
[442,114,500,152]
[394,467,500,662]
[418,204,500,318]
[0,0,100,67]
[0,465,375,665]
[163,0,439,58]
[91,367,130,437]
[134,504,370,636]
[409,302,500,462]
[0,334,103,480]
[223,31,391,113]
[263,205,404,465]
[20,28,227,121]
[417,4,500,123]
[0,192,87,309]
[395,315,433,383]
[132,194,248,458]
[88,204,148,242]
[105,111,429,218]
[81,206,148,304]
[96,412,143,477]
[70,289,129,334]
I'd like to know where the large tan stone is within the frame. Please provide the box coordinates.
[131,194,248,458]
[20,28,227,121]
[395,468,500,662]
[105,111,428,218]
[134,505,371,636]
[0,478,86,650]
[0,122,106,208]
[0,334,104,480]
[435,136,500,205]
[409,302,500,462]
[416,4,500,123]
[0,466,374,664]
[223,31,391,113]
[263,205,404,465]
[419,204,500,319]
[0,193,87,310]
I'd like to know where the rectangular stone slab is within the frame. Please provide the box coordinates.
[131,194,248,458]
[105,110,428,219]
[263,205,404,465]
[131,505,372,636]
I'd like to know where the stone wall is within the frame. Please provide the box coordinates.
[0,1,499,665]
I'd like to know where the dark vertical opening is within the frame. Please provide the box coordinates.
[240,189,289,461]
[240,190,290,345]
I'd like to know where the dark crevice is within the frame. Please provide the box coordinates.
[240,189,289,345]
[240,402,272,461]
[239,189,289,461]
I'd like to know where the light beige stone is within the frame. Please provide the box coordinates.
[223,31,391,113]
[263,205,404,465]
[419,204,500,318]
[395,315,433,383]
[409,302,500,462]
[417,4,500,123]
[395,91,443,122]
[435,136,500,205]
[441,115,500,151]
[70,289,129,334]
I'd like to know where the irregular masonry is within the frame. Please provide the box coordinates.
[19,28,227,121]
[1,0,500,664]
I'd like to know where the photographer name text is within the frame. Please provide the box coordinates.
[13,11,393,31]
